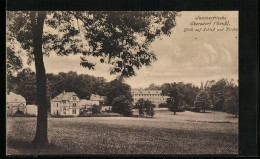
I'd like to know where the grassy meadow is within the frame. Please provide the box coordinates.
[6,111,238,155]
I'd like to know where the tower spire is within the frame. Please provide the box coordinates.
[200,81,204,90]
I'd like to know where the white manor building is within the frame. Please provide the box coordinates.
[131,89,170,108]
[50,91,80,116]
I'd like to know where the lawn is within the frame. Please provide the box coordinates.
[6,111,238,155]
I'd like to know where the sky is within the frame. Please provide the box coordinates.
[19,11,238,88]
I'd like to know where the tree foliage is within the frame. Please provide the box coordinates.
[7,11,179,77]
[205,79,228,111]
[166,97,177,114]
[92,104,102,114]
[111,96,133,117]
[223,84,238,117]
[105,78,133,105]
[7,69,108,105]
[6,47,23,77]
[135,98,155,117]
[194,90,212,112]
[204,78,238,112]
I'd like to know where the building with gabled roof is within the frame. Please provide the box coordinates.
[50,91,80,116]
[6,92,27,115]
[90,94,106,105]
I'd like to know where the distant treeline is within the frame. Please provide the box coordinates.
[7,68,238,116]
[7,68,107,106]
[144,79,238,116]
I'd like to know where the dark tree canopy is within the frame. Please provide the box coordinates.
[105,78,133,105]
[194,90,212,112]
[223,82,238,117]
[111,96,133,117]
[7,11,179,78]
[8,69,108,106]
[6,47,23,77]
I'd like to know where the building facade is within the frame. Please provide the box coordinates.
[131,89,170,108]
[50,91,80,116]
[90,94,106,105]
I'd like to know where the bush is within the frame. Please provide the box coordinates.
[158,103,168,108]
[145,104,155,117]
[183,104,193,111]
[136,99,155,117]
[190,107,202,112]
[92,104,102,114]
[112,96,133,117]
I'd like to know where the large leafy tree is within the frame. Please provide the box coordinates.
[223,82,238,117]
[135,98,155,117]
[6,47,23,93]
[15,68,37,104]
[111,96,133,117]
[206,79,229,111]
[166,97,177,114]
[194,90,212,113]
[7,11,179,148]
[6,47,23,77]
[105,78,133,105]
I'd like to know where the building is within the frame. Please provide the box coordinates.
[90,94,106,105]
[79,99,99,113]
[26,105,38,116]
[50,91,80,116]
[131,89,170,108]
[6,92,27,115]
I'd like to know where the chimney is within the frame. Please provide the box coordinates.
[63,90,65,94]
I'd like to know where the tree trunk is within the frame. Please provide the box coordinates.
[30,11,48,148]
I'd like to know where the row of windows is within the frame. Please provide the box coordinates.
[55,102,77,107]
[133,94,162,97]
[62,108,77,114]
[133,98,166,101]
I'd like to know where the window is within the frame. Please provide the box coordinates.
[73,103,76,107]
[73,96,77,100]
[72,108,76,114]
[57,103,58,107]
[63,101,66,104]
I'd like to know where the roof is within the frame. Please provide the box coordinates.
[79,99,99,106]
[90,94,105,101]
[51,91,78,102]
[6,92,26,103]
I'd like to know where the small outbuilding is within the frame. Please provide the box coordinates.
[26,105,38,116]
[90,94,106,105]
[6,92,26,115]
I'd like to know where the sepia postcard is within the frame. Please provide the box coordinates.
[6,10,240,155]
